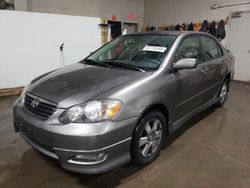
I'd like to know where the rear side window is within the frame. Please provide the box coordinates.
[175,36,204,63]
[200,36,223,61]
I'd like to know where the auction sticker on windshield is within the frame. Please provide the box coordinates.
[143,46,167,53]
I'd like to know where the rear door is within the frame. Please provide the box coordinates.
[172,36,207,121]
[199,36,225,103]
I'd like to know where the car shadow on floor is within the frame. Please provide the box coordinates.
[164,106,215,148]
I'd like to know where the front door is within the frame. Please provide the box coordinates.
[173,36,207,121]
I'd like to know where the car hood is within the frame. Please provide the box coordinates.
[28,63,152,108]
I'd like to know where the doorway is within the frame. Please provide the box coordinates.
[228,11,250,82]
[107,20,122,39]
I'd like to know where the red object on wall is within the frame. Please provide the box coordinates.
[128,13,136,20]
[111,14,117,21]
[194,23,200,31]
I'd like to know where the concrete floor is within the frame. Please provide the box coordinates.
[0,81,250,188]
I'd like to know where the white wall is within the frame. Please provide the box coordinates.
[0,10,101,89]
[144,0,250,26]
[15,0,145,29]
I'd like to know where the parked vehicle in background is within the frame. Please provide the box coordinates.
[13,31,234,174]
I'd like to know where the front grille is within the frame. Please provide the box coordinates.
[24,93,57,119]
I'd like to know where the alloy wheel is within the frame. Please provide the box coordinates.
[220,82,228,104]
[139,118,163,157]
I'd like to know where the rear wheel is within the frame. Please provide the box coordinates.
[214,79,229,107]
[131,110,166,166]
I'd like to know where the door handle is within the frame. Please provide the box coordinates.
[201,68,208,74]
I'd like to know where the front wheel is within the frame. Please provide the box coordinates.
[131,110,167,166]
[214,80,229,107]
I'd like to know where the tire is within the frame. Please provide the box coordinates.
[214,79,229,108]
[131,110,167,166]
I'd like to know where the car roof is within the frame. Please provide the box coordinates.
[140,31,185,36]
[127,31,211,37]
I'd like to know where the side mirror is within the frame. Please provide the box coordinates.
[173,58,197,70]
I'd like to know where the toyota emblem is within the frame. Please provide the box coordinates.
[31,99,39,108]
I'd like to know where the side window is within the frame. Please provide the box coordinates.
[201,36,223,61]
[175,37,203,62]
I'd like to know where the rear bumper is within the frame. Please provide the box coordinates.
[13,99,137,174]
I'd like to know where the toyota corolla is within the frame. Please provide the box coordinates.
[13,31,234,174]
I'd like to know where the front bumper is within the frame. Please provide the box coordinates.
[13,99,137,174]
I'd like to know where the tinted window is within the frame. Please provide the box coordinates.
[175,37,203,62]
[201,36,223,61]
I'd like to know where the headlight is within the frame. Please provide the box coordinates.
[59,99,122,123]
[19,82,31,103]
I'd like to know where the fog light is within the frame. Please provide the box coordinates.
[68,153,108,165]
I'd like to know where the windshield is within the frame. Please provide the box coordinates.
[85,34,177,71]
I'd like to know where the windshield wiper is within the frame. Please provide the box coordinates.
[84,59,145,72]
[84,59,112,68]
[102,61,145,72]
